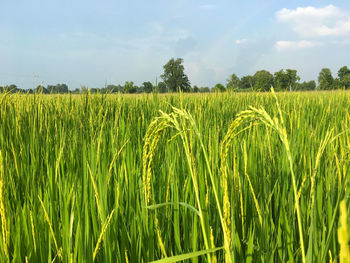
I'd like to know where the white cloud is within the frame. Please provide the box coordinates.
[331,39,350,45]
[275,40,322,51]
[276,5,350,37]
[235,38,247,44]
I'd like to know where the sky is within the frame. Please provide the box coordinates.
[1,0,350,90]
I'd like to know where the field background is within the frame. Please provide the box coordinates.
[0,91,349,262]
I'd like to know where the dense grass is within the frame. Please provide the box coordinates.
[0,91,349,262]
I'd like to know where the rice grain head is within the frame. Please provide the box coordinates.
[0,151,8,258]
[338,200,350,263]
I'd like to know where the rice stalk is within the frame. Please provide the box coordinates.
[38,195,62,260]
[88,163,102,222]
[93,209,115,261]
[107,139,129,185]
[30,210,36,252]
[243,141,262,226]
[154,211,167,258]
[210,227,217,263]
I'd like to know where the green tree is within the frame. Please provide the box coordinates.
[161,58,191,92]
[193,85,199,93]
[157,82,167,93]
[35,85,47,93]
[213,83,225,92]
[253,70,273,91]
[331,78,343,90]
[318,68,334,90]
[105,84,123,93]
[341,74,350,89]
[1,84,18,93]
[273,70,289,91]
[89,88,98,93]
[124,81,137,93]
[297,80,316,91]
[239,75,254,90]
[199,87,210,93]
[338,66,350,89]
[338,66,350,80]
[46,83,68,93]
[226,73,240,91]
[142,81,153,93]
[286,69,300,91]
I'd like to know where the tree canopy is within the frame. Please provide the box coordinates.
[318,68,334,90]
[239,75,254,90]
[142,81,153,93]
[274,70,290,91]
[1,60,350,93]
[213,83,225,92]
[253,70,273,91]
[226,73,240,91]
[160,58,191,92]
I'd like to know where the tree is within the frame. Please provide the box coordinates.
[46,83,68,93]
[47,85,55,93]
[286,69,300,91]
[193,85,199,93]
[0,84,18,93]
[142,81,153,93]
[134,85,141,93]
[318,68,333,90]
[226,73,240,91]
[105,84,123,93]
[199,87,210,93]
[124,81,137,93]
[35,85,47,93]
[274,70,289,91]
[89,88,98,93]
[213,83,226,92]
[161,58,191,92]
[253,70,273,91]
[8,84,18,93]
[341,74,350,89]
[331,79,343,90]
[157,82,167,93]
[338,66,350,80]
[297,80,316,91]
[239,75,254,90]
[338,66,350,89]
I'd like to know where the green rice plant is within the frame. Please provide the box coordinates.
[0,90,349,262]
[142,106,228,262]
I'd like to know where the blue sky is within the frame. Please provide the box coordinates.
[1,0,350,89]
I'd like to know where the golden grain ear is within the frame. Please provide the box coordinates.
[0,151,8,259]
[338,200,350,263]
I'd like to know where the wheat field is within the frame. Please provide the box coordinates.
[0,90,349,262]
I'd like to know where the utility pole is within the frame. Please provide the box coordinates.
[34,75,39,90]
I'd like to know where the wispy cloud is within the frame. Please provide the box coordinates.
[235,38,247,45]
[276,5,350,37]
[275,40,322,51]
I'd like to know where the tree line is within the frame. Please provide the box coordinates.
[1,58,350,94]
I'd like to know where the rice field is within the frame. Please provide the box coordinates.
[0,90,349,262]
